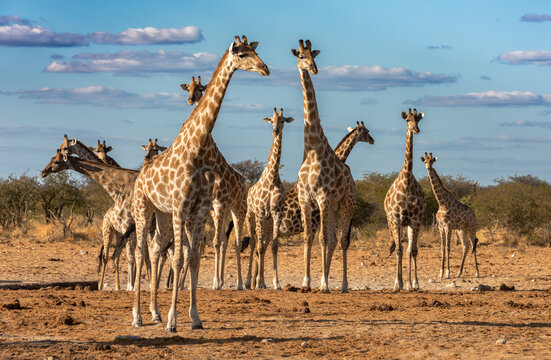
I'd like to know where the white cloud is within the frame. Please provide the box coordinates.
[521,14,551,22]
[44,50,218,75]
[0,86,269,113]
[498,50,551,66]
[0,24,88,47]
[0,15,30,25]
[88,26,203,45]
[500,120,551,129]
[409,91,551,107]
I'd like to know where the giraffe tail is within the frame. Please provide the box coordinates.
[473,237,478,253]
[241,237,250,252]
[112,223,136,260]
[97,245,104,274]
[389,241,396,256]
[343,219,353,251]
[226,220,234,239]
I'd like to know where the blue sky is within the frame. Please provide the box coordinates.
[1,0,551,184]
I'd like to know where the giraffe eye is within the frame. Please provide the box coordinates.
[299,55,304,59]
[238,53,246,58]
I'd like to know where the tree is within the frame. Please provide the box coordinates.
[231,159,266,185]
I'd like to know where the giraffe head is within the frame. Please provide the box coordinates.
[348,121,375,144]
[401,108,424,134]
[229,35,270,76]
[41,149,70,177]
[90,140,113,162]
[180,76,208,105]
[59,134,78,159]
[263,108,294,135]
[421,152,437,170]
[291,39,320,74]
[141,138,167,161]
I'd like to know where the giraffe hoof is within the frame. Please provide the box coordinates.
[152,315,162,324]
[191,323,204,330]
[341,288,349,294]
[132,319,143,328]
[166,326,177,333]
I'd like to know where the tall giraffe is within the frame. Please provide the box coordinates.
[41,150,142,291]
[384,108,426,290]
[421,152,479,279]
[294,39,356,293]
[131,35,269,332]
[245,108,294,289]
[91,140,120,167]
[142,138,167,161]
[59,135,136,291]
[245,122,374,288]
[180,75,248,290]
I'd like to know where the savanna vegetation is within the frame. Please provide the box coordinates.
[1,164,550,248]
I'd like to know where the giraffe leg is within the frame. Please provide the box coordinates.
[244,211,256,289]
[472,230,480,278]
[439,225,446,279]
[219,218,229,290]
[126,235,136,291]
[300,202,313,289]
[408,226,420,290]
[148,232,162,323]
[99,222,114,291]
[211,204,224,290]
[456,229,470,278]
[445,226,452,279]
[339,197,354,294]
[254,216,267,289]
[317,202,331,293]
[232,212,245,290]
[323,207,338,293]
[388,219,403,290]
[271,215,282,290]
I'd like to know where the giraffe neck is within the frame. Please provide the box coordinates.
[299,69,329,155]
[401,129,414,179]
[428,167,454,208]
[177,50,234,148]
[72,141,102,162]
[66,158,137,201]
[261,131,283,183]
[334,129,359,162]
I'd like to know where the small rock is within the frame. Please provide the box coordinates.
[2,299,23,310]
[511,254,515,258]
[531,279,536,283]
[301,341,308,347]
[496,338,507,345]
[490,274,496,278]
[445,281,457,289]
[499,283,515,291]
[260,338,272,344]
[114,335,142,342]
[301,307,311,314]
[363,285,371,290]
[360,261,366,266]
[472,284,492,291]
[428,278,436,283]
[56,314,76,326]
[301,301,309,307]
[80,250,88,256]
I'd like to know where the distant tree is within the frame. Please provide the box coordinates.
[231,158,266,185]
[0,174,40,232]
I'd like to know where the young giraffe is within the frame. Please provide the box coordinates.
[246,108,294,289]
[90,140,121,167]
[294,39,356,293]
[41,150,143,290]
[384,108,426,290]
[421,152,480,279]
[59,135,136,291]
[180,75,248,290]
[131,35,269,332]
[245,122,374,288]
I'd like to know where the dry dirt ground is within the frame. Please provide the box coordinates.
[1,237,551,359]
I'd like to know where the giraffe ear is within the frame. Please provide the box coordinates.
[284,117,295,123]
[70,138,77,146]
[249,41,258,51]
[140,145,148,151]
[421,156,425,162]
[433,156,437,162]
[263,117,272,123]
[89,146,95,151]
[311,50,320,58]
[401,112,407,120]
[291,49,299,57]
[200,84,208,92]
[347,127,354,133]
[229,42,237,53]
[105,146,113,153]
[180,84,189,92]
[158,146,168,151]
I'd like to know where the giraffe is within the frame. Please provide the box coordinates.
[293,39,356,293]
[90,140,121,167]
[59,135,136,291]
[384,108,426,290]
[245,121,374,288]
[131,35,269,332]
[421,152,480,279]
[142,138,168,161]
[179,74,248,291]
[41,150,142,291]
[245,108,294,289]
[180,76,208,105]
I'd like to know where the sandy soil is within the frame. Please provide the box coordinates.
[1,237,551,359]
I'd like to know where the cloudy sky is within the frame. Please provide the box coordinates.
[1,0,551,184]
